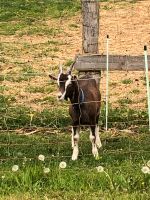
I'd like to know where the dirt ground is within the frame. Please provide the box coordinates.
[0,0,150,111]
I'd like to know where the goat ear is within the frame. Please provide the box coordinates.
[67,67,71,75]
[59,63,63,74]
[49,74,57,81]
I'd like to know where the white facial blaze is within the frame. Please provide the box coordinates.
[65,75,72,89]
[59,75,72,100]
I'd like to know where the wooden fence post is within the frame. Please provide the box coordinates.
[80,0,100,85]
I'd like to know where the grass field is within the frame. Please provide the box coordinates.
[1,0,150,199]
[1,131,150,199]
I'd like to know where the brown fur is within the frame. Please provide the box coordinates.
[66,75,101,127]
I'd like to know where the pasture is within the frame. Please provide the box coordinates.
[0,0,150,199]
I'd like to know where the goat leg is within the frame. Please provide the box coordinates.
[71,126,80,160]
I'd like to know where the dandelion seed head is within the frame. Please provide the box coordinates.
[1,175,5,179]
[12,165,19,172]
[59,161,67,169]
[141,166,150,174]
[43,167,50,174]
[96,166,104,173]
[38,154,45,161]
[17,152,23,156]
[23,157,27,162]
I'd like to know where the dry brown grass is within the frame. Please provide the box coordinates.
[0,0,150,111]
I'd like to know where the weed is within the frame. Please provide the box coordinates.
[131,89,140,94]
[110,82,118,87]
[69,24,79,28]
[122,79,133,84]
[64,59,74,67]
[47,40,60,45]
[0,86,9,93]
[118,98,133,106]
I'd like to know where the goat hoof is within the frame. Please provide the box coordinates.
[96,142,102,149]
[95,154,100,160]
[92,148,99,159]
[71,155,78,161]
[95,137,102,149]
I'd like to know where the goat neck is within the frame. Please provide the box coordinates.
[70,80,83,106]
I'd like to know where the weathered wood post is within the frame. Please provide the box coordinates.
[82,0,99,54]
[79,0,100,85]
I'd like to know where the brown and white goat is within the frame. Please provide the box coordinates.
[49,67,102,160]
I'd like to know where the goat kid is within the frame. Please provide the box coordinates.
[49,68,102,160]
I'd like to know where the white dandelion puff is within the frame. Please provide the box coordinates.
[1,175,5,179]
[38,154,45,161]
[59,161,67,169]
[141,166,150,174]
[23,157,27,162]
[147,160,150,168]
[96,166,104,173]
[17,152,23,157]
[43,167,50,174]
[12,165,19,172]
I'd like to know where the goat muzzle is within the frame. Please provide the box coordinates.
[57,92,64,101]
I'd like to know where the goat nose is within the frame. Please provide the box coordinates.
[57,93,62,100]
[58,94,61,99]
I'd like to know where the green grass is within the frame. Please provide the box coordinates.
[0,95,149,132]
[64,59,74,67]
[0,22,27,35]
[0,0,81,22]
[0,131,150,199]
[19,26,61,37]
[26,85,55,94]
[0,0,81,35]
